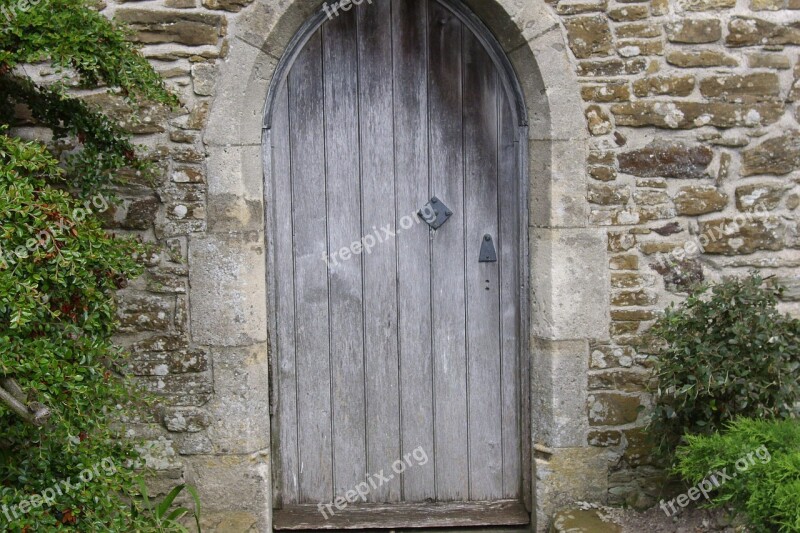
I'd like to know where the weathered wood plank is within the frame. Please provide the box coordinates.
[273,500,530,530]
[498,85,522,500]
[271,81,299,506]
[289,31,333,504]
[357,0,401,503]
[271,0,527,513]
[322,8,367,499]
[392,0,435,502]
[463,28,502,501]
[428,0,468,502]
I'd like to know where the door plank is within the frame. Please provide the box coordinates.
[392,0,435,502]
[463,30,503,500]
[427,0,468,501]
[322,9,367,499]
[273,500,530,530]
[272,81,299,506]
[498,91,522,499]
[357,0,401,502]
[272,0,527,512]
[289,31,333,504]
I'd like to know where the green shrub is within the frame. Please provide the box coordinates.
[675,418,800,532]
[0,134,147,531]
[649,273,800,454]
[0,1,197,531]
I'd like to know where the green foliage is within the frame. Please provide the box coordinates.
[0,2,195,531]
[648,272,800,454]
[0,134,150,531]
[675,418,800,533]
[0,0,178,193]
[134,480,203,533]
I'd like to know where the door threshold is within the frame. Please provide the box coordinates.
[273,499,530,530]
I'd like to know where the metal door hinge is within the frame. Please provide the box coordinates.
[418,197,452,230]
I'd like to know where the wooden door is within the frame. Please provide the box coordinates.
[267,0,527,528]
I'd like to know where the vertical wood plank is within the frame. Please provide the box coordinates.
[322,9,367,499]
[357,0,401,503]
[272,81,299,506]
[289,32,333,504]
[463,30,502,500]
[498,89,522,500]
[428,0,468,502]
[392,0,435,502]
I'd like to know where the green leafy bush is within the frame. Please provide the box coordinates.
[0,1,197,531]
[675,418,800,532]
[0,134,149,530]
[649,273,800,453]
[0,0,178,193]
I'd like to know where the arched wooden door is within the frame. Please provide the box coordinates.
[265,0,529,528]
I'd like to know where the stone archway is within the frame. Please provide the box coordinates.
[190,1,609,530]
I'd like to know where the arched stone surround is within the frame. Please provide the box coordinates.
[189,1,610,530]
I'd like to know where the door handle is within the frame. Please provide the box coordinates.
[479,234,497,262]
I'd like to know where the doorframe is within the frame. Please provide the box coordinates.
[261,0,532,518]
[190,0,610,529]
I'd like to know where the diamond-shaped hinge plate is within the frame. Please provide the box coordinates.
[418,196,452,230]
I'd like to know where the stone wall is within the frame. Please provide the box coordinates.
[46,0,800,530]
[557,0,800,510]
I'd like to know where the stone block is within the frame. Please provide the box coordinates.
[114,9,226,46]
[699,73,781,102]
[587,392,641,425]
[188,232,268,346]
[535,447,609,529]
[183,453,270,529]
[607,5,649,21]
[581,81,631,102]
[206,344,270,453]
[611,101,783,129]
[588,183,631,205]
[564,15,613,59]
[618,141,712,179]
[550,509,621,532]
[727,17,800,47]
[530,228,609,340]
[742,131,800,176]
[532,338,590,448]
[673,185,728,215]
[735,183,787,211]
[666,18,721,43]
[677,0,735,10]
[666,50,738,68]
[632,75,695,97]
[529,139,589,228]
[698,216,786,254]
[577,58,647,77]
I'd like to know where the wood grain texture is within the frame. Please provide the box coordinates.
[463,28,502,501]
[271,81,298,507]
[322,8,367,499]
[357,0,401,503]
[392,0,435,502]
[288,31,333,504]
[498,86,522,500]
[428,0,468,502]
[268,0,528,515]
[273,500,530,530]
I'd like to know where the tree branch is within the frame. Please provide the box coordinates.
[0,377,51,426]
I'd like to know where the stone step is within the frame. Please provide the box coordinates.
[550,509,622,533]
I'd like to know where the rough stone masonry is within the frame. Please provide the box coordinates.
[27,0,799,530]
